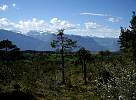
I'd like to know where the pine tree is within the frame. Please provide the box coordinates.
[51,29,76,84]
[77,48,92,85]
[119,12,136,63]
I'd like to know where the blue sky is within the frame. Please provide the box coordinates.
[0,0,136,37]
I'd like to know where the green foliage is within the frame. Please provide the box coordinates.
[119,12,136,62]
[50,29,77,84]
[0,50,136,100]
[0,39,16,49]
[51,29,77,51]
[76,48,93,85]
[0,39,21,61]
[77,48,91,62]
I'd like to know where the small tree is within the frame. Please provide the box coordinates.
[51,29,76,84]
[0,39,21,62]
[77,48,92,85]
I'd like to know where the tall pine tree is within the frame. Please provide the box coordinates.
[51,29,77,84]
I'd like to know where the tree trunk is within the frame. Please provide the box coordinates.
[60,35,65,84]
[61,48,65,84]
[5,47,8,63]
[81,62,84,73]
[83,60,87,85]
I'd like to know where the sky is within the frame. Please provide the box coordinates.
[0,0,136,38]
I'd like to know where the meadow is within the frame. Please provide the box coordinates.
[0,50,135,100]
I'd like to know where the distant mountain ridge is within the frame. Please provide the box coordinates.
[0,29,120,51]
[0,29,53,51]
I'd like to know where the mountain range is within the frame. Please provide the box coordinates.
[0,29,120,52]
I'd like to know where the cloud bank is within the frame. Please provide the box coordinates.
[0,17,120,37]
[0,17,77,33]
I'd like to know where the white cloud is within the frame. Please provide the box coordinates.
[12,3,16,7]
[0,17,120,37]
[67,21,120,38]
[80,12,122,23]
[107,17,121,23]
[50,18,76,31]
[15,18,50,33]
[84,22,101,29]
[0,18,16,30]
[80,12,109,17]
[85,22,120,37]
[50,18,61,24]
[0,4,8,11]
[96,27,120,37]
[0,17,77,34]
[0,18,48,33]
